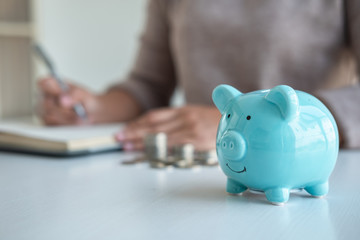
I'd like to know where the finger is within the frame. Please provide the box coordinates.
[57,85,83,109]
[43,113,80,125]
[38,77,63,96]
[65,83,87,103]
[117,124,156,143]
[120,109,180,140]
[43,114,70,126]
[59,94,75,109]
[122,139,144,151]
[37,95,56,119]
[42,96,57,111]
[167,129,194,148]
[123,117,184,143]
[168,129,216,151]
[42,113,67,125]
[41,104,79,125]
[148,117,184,134]
[128,108,179,128]
[37,95,54,113]
[41,97,66,117]
[39,92,81,124]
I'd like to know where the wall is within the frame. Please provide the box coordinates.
[33,0,147,93]
[0,0,32,118]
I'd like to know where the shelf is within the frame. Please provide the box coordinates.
[0,22,32,37]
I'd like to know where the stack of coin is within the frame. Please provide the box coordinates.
[133,133,219,169]
[144,133,169,168]
[195,149,218,166]
[173,144,195,168]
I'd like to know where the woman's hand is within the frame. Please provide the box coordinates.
[115,105,222,151]
[37,77,100,125]
[37,77,143,125]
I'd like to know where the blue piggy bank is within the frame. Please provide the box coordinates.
[212,85,339,205]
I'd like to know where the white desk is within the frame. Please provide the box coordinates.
[0,150,359,240]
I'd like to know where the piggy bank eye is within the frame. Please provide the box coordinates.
[246,115,251,120]
[227,114,231,119]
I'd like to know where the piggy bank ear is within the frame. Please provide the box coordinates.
[212,85,242,114]
[264,85,299,120]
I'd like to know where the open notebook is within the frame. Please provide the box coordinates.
[0,118,123,156]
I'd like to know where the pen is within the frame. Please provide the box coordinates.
[33,43,87,120]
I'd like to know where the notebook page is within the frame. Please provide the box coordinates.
[0,118,123,142]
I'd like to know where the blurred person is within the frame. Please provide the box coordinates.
[38,0,360,150]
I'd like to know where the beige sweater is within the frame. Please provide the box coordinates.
[116,0,360,148]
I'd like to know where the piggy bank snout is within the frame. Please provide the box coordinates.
[219,131,246,161]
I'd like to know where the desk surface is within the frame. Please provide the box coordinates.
[0,150,359,240]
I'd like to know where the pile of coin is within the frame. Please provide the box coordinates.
[172,143,195,168]
[194,149,218,166]
[123,132,218,169]
[145,133,171,168]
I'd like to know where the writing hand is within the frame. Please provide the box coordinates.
[37,77,98,125]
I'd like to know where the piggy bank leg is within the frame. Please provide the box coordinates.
[305,182,328,198]
[265,188,290,205]
[226,178,247,195]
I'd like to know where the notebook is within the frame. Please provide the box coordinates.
[0,117,123,156]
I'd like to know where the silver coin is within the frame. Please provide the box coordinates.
[122,155,147,165]
[149,160,168,169]
[173,144,195,168]
[195,149,218,166]
[174,159,199,168]
[173,144,194,160]
[144,132,166,144]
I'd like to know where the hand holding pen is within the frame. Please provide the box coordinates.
[34,44,88,123]
[37,77,95,125]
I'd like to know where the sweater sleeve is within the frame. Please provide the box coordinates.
[109,0,176,111]
[316,0,360,149]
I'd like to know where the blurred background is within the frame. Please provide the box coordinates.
[0,0,146,119]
